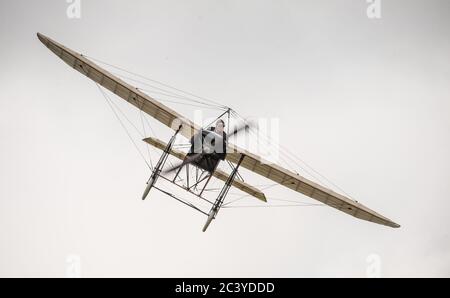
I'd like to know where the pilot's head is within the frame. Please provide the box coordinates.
[215,119,225,134]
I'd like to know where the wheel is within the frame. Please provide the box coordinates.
[142,175,157,200]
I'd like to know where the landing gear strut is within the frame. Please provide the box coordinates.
[142,125,182,200]
[202,154,245,232]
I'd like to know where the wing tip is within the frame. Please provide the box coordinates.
[36,32,47,44]
[259,194,267,203]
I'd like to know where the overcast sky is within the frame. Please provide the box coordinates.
[0,0,449,277]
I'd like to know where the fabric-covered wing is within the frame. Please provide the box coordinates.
[37,33,200,140]
[225,148,400,228]
[143,137,267,202]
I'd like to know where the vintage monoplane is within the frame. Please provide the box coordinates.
[37,33,400,231]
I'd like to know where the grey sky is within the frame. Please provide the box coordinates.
[0,0,449,277]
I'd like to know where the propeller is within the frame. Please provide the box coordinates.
[162,121,255,175]
[162,153,203,174]
[229,122,251,137]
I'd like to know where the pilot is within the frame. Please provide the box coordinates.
[188,119,227,172]
[209,119,227,160]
